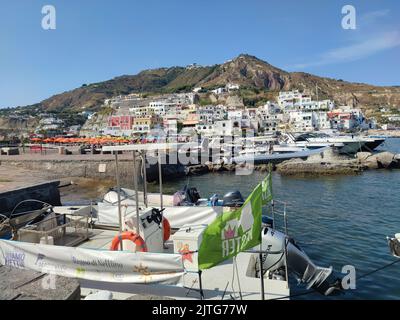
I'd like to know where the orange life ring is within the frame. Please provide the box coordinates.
[110,231,147,252]
[163,218,171,241]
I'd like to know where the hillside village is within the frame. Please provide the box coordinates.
[0,85,395,142]
[77,86,377,140]
[1,54,400,142]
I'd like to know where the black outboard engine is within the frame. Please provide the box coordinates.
[186,187,201,204]
[222,190,245,207]
[260,227,344,296]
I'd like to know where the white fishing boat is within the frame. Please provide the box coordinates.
[0,143,343,300]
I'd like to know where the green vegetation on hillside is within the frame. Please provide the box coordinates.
[2,54,399,116]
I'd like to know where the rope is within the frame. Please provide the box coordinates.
[356,259,400,281]
[230,257,237,299]
[0,214,10,233]
[10,199,53,218]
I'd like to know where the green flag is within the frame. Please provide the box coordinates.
[261,172,273,205]
[198,183,263,270]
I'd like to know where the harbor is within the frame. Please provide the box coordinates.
[0,138,400,300]
[2,1,400,306]
[0,142,338,300]
[0,132,396,180]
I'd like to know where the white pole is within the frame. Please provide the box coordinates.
[115,152,123,250]
[158,151,165,248]
[142,151,148,208]
[133,151,140,234]
[158,151,164,210]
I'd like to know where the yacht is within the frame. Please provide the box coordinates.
[283,132,385,155]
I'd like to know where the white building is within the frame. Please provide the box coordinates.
[227,110,257,131]
[149,101,171,116]
[278,90,306,110]
[226,83,240,91]
[38,117,64,131]
[278,90,334,112]
[163,118,178,135]
[288,111,330,131]
[256,103,284,132]
[128,106,152,117]
[213,120,242,136]
[289,111,314,131]
[197,105,226,124]
[196,119,241,136]
[313,111,331,130]
[211,87,226,95]
[328,106,369,131]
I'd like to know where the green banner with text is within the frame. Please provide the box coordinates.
[198,183,263,270]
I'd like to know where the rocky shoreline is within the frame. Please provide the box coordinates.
[2,147,400,184]
[276,149,400,176]
[186,148,400,177]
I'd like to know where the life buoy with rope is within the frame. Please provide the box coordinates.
[163,217,171,241]
[110,231,147,252]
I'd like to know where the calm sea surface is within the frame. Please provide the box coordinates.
[65,138,400,300]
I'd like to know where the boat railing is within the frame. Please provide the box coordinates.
[268,199,288,236]
[17,213,90,246]
[262,198,290,292]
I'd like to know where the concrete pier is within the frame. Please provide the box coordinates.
[0,266,80,300]
[0,153,186,184]
[0,181,61,216]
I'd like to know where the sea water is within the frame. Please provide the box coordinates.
[157,138,400,300]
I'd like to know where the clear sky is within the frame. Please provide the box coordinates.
[0,0,399,108]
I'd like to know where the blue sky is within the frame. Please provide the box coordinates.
[0,0,399,108]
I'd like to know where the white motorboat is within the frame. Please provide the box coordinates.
[0,143,343,300]
[283,132,371,154]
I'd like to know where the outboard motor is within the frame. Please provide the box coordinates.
[173,186,201,206]
[186,187,201,204]
[260,227,343,296]
[222,191,245,207]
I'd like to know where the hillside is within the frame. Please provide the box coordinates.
[8,54,400,113]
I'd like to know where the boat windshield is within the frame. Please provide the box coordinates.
[295,133,330,141]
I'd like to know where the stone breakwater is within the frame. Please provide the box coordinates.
[188,149,400,177]
[186,162,274,175]
[2,148,400,181]
[276,149,400,176]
